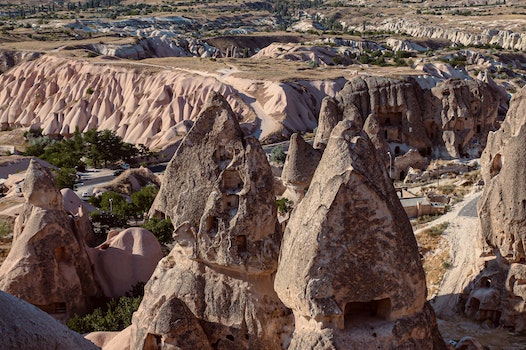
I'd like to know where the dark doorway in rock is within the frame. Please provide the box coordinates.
[344,298,391,328]
[394,146,401,156]
[399,170,405,180]
[236,235,247,253]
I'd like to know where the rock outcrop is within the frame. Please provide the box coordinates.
[274,120,446,349]
[88,228,163,298]
[132,92,291,349]
[0,160,99,320]
[317,75,500,163]
[465,85,526,330]
[0,290,98,350]
[280,133,321,203]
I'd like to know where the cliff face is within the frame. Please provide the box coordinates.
[463,85,526,331]
[0,55,344,148]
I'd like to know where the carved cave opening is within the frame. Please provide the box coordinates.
[490,153,502,178]
[213,145,234,169]
[236,235,247,253]
[205,216,219,237]
[222,170,244,192]
[344,298,391,328]
[144,333,162,349]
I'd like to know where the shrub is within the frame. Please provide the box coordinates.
[86,87,94,95]
[276,197,293,214]
[270,146,286,164]
[67,284,144,334]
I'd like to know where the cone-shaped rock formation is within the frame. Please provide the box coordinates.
[274,119,447,349]
[132,92,291,349]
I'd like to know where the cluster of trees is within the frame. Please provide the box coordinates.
[24,128,156,189]
[88,185,173,247]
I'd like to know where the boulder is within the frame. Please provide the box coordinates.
[281,133,321,203]
[88,228,163,298]
[0,290,98,350]
[132,92,291,349]
[274,119,447,349]
[0,160,99,320]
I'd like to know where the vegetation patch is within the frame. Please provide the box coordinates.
[416,221,451,298]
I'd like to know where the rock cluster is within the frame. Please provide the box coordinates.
[315,75,500,179]
[122,93,446,349]
[465,85,526,330]
[0,160,163,320]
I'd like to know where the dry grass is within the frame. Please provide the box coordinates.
[416,222,451,298]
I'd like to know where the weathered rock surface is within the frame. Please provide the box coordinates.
[466,85,526,331]
[274,120,446,349]
[0,290,98,350]
[88,228,163,298]
[0,160,99,320]
[317,75,500,161]
[132,92,291,349]
[281,133,321,203]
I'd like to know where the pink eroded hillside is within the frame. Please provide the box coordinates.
[0,55,344,149]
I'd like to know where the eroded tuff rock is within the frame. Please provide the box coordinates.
[281,133,321,203]
[0,290,98,350]
[0,160,99,320]
[0,55,344,148]
[465,85,526,330]
[274,120,446,349]
[132,92,291,349]
[317,75,500,168]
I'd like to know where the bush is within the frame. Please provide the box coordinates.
[276,197,293,214]
[142,217,173,246]
[67,285,144,334]
[270,146,286,164]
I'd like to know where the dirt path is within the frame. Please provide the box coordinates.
[416,190,484,319]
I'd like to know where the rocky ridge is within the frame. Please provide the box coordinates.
[0,55,343,148]
[373,19,526,52]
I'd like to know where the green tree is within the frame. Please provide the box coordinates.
[131,185,159,215]
[142,217,173,246]
[54,167,77,189]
